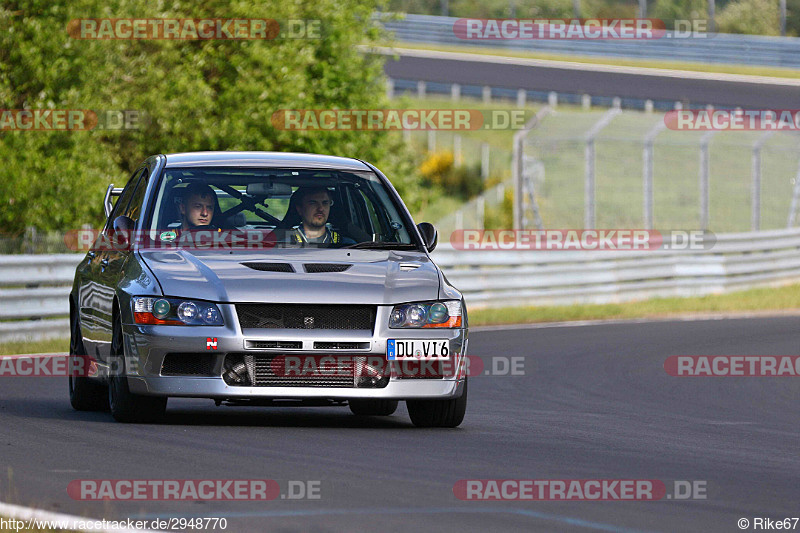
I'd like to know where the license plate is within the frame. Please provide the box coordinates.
[387,339,450,360]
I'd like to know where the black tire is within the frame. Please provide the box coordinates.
[407,378,468,428]
[348,399,398,416]
[68,311,109,412]
[108,315,167,423]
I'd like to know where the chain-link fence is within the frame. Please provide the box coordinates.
[519,108,800,232]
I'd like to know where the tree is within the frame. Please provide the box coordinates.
[0,0,419,233]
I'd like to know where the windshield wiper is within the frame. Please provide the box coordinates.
[342,241,418,250]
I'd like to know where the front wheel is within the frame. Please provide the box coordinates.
[407,378,467,428]
[108,316,167,423]
[68,312,109,412]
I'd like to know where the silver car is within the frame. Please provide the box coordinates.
[69,152,468,426]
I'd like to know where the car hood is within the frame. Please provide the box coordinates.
[138,248,441,304]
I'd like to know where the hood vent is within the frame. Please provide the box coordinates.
[399,263,419,271]
[242,262,295,273]
[304,263,352,273]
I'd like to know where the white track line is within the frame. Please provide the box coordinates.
[367,45,800,87]
[0,500,162,532]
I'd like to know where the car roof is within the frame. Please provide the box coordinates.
[163,151,371,171]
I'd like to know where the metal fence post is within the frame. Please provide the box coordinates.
[516,89,526,108]
[584,108,622,229]
[699,131,716,231]
[453,134,462,165]
[417,80,426,99]
[585,140,596,229]
[427,130,436,152]
[481,142,490,180]
[643,119,666,229]
[482,86,491,104]
[451,83,460,101]
[787,159,800,227]
[512,107,552,230]
[751,131,774,231]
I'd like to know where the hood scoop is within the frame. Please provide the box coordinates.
[242,262,295,273]
[303,263,352,273]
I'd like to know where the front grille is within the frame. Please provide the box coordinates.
[304,263,352,273]
[236,304,376,331]
[313,341,370,350]
[223,353,388,388]
[161,353,217,376]
[242,262,295,273]
[246,340,303,349]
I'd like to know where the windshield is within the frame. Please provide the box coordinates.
[144,167,418,250]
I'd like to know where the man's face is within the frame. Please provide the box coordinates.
[296,191,331,230]
[181,193,214,227]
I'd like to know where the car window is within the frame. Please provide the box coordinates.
[105,169,144,231]
[123,172,148,223]
[146,168,416,249]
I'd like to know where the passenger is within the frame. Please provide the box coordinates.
[286,187,354,245]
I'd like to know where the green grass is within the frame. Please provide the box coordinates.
[470,282,800,326]
[391,42,800,80]
[0,338,68,356]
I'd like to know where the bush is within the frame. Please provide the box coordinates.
[716,0,780,34]
[418,151,483,200]
[651,0,709,30]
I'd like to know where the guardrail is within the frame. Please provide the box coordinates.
[0,254,80,343]
[3,229,800,342]
[382,14,800,69]
[431,228,800,307]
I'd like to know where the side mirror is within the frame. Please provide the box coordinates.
[417,222,438,252]
[111,216,135,249]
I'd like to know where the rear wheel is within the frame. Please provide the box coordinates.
[407,378,467,428]
[68,312,109,411]
[108,315,167,423]
[348,399,398,416]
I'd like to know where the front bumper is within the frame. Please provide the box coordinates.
[119,304,468,400]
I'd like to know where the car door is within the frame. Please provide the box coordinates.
[93,168,146,358]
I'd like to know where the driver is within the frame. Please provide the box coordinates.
[180,183,219,230]
[286,187,354,245]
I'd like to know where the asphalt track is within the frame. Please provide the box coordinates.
[1,316,799,532]
[379,48,800,109]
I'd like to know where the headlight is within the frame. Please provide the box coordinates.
[132,297,224,326]
[388,300,462,328]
